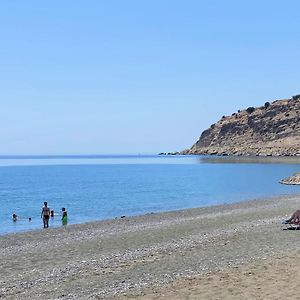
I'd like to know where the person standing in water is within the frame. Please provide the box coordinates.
[61,207,68,225]
[41,202,51,228]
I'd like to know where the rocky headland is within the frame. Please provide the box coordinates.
[183,95,300,156]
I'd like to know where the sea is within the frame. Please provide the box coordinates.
[1,154,300,235]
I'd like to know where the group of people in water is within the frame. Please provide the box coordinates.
[13,201,68,228]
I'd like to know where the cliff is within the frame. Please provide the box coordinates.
[185,95,300,156]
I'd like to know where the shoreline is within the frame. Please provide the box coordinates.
[2,192,299,237]
[1,194,300,299]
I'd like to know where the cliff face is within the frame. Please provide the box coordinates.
[186,96,300,156]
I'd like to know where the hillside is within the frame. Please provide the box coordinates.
[184,95,300,156]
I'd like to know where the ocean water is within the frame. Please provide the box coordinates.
[1,155,300,235]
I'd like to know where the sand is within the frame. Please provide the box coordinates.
[1,194,300,299]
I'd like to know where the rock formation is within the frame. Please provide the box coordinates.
[184,95,300,156]
[280,172,300,185]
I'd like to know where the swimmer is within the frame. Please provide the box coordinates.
[12,213,17,222]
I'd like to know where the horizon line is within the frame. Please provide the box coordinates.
[0,154,163,159]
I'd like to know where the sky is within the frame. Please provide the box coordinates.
[0,0,300,155]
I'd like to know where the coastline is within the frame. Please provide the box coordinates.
[1,194,300,299]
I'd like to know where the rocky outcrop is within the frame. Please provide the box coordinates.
[185,95,300,156]
[280,172,300,185]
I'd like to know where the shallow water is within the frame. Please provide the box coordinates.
[1,155,300,235]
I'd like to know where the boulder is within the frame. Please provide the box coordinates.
[280,172,300,185]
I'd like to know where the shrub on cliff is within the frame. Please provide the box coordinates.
[292,94,300,100]
[264,102,270,108]
[246,107,255,114]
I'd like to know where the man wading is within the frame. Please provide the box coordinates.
[41,201,51,228]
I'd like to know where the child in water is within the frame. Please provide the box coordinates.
[61,207,68,225]
[12,214,32,222]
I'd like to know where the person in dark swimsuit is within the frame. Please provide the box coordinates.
[12,213,17,222]
[41,202,50,228]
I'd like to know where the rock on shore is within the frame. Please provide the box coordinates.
[280,172,300,185]
[184,95,300,156]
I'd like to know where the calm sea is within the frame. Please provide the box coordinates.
[1,155,300,235]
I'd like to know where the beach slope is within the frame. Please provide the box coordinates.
[1,195,300,299]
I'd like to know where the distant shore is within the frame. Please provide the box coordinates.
[1,194,300,299]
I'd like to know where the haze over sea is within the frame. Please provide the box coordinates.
[1,155,300,235]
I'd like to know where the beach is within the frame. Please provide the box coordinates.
[1,194,300,299]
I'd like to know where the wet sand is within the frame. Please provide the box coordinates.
[1,194,300,299]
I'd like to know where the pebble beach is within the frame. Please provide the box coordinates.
[1,194,300,299]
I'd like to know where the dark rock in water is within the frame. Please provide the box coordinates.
[183,95,300,156]
[158,151,180,155]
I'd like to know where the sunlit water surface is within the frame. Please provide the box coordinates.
[1,155,300,235]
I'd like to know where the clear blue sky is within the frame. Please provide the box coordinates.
[0,1,299,154]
